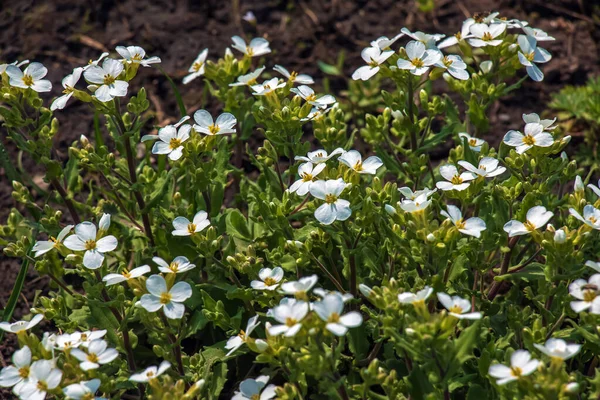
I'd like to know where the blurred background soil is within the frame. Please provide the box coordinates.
[0,0,598,385]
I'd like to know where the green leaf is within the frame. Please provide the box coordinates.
[226,209,252,241]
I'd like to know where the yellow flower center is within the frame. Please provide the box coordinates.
[354,161,363,171]
[328,312,340,323]
[449,305,463,314]
[469,138,477,146]
[455,219,466,230]
[482,32,494,41]
[169,137,182,150]
[131,53,143,62]
[285,317,297,327]
[160,292,172,304]
[289,71,298,81]
[238,329,247,341]
[103,74,116,85]
[411,58,425,68]
[246,47,254,56]
[82,394,95,400]
[264,277,277,286]
[63,85,74,95]
[122,271,131,279]
[525,52,535,62]
[169,262,179,272]
[18,367,29,378]
[84,240,97,250]
[583,290,597,302]
[305,94,317,102]
[146,371,155,378]
[524,220,536,231]
[325,194,338,204]
[22,75,34,86]
[590,216,598,224]
[87,353,99,363]
[192,61,204,72]
[37,381,48,391]
[510,366,523,377]
[442,56,454,68]
[523,135,536,145]
[450,175,463,185]
[251,395,260,400]
[187,223,197,234]
[455,32,462,40]
[208,124,220,135]
[301,173,313,182]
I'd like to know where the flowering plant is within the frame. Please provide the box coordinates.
[0,11,596,399]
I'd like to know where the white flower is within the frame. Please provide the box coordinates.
[183,49,208,84]
[503,123,554,154]
[82,52,109,71]
[0,59,29,73]
[83,58,128,102]
[193,110,237,136]
[370,33,404,50]
[232,375,277,400]
[6,62,52,92]
[301,105,334,121]
[488,350,539,385]
[251,267,284,291]
[70,340,118,371]
[230,66,265,87]
[280,275,318,296]
[398,187,436,201]
[79,330,107,348]
[503,206,553,237]
[351,46,394,81]
[242,11,256,24]
[400,28,444,48]
[441,206,486,238]
[250,77,286,96]
[313,288,354,303]
[398,286,434,305]
[569,205,600,230]
[313,294,362,336]
[458,133,486,152]
[295,148,344,164]
[103,265,151,286]
[273,65,314,85]
[522,112,556,130]
[288,162,326,196]
[51,68,83,111]
[309,179,352,225]
[55,332,83,351]
[63,216,118,270]
[438,19,475,49]
[172,210,210,236]
[116,45,160,67]
[225,316,260,356]
[63,379,105,400]
[129,361,171,382]
[291,85,336,109]
[18,360,62,400]
[267,298,309,337]
[338,150,383,175]
[586,260,600,273]
[0,346,32,395]
[0,314,43,334]
[437,293,482,319]
[458,157,506,178]
[150,118,191,161]
[434,55,469,80]
[153,256,195,274]
[396,41,442,76]
[517,35,551,82]
[140,275,192,319]
[569,274,600,313]
[468,23,506,47]
[231,36,271,57]
[554,229,567,244]
[522,27,555,42]
[400,193,432,213]
[33,224,74,257]
[533,339,580,361]
[435,164,476,191]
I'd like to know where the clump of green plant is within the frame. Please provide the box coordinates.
[0,11,597,400]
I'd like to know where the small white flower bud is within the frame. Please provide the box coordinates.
[426,233,436,242]
[565,382,579,393]
[405,328,416,336]
[384,204,397,215]
[254,339,269,353]
[574,175,584,192]
[480,60,493,74]
[554,229,566,244]
[359,284,373,297]
[391,110,402,120]
[561,151,568,161]
[80,135,90,146]
[508,43,518,52]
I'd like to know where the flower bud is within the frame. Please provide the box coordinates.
[384,204,397,215]
[359,284,373,298]
[254,339,269,353]
[554,229,566,244]
[574,175,584,192]
[565,382,579,394]
[480,60,493,74]
[426,233,436,242]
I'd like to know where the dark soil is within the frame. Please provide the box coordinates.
[0,0,598,391]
